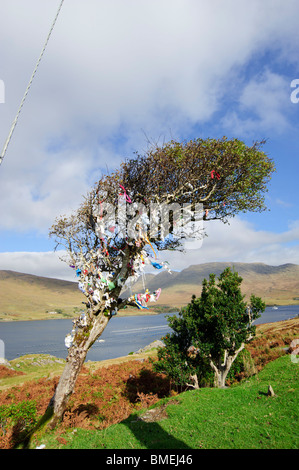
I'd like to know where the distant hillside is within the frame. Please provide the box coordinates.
[1,262,299,321]
[125,262,299,309]
[0,270,82,321]
[0,270,77,291]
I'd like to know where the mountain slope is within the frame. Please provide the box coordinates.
[0,270,82,321]
[127,262,299,308]
[1,262,299,321]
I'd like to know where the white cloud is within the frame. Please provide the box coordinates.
[222,70,291,135]
[275,198,293,208]
[0,251,76,281]
[158,217,299,270]
[1,0,299,241]
[0,217,298,281]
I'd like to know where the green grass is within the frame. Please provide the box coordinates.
[0,355,65,389]
[33,355,298,449]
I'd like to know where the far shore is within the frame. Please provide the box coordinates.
[1,301,298,322]
[0,306,179,322]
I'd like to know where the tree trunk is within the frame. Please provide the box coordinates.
[213,367,229,388]
[210,344,244,388]
[186,373,199,389]
[47,313,109,429]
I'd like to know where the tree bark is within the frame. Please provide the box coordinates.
[45,244,133,429]
[47,313,109,429]
[186,373,199,389]
[210,344,245,388]
[213,365,230,388]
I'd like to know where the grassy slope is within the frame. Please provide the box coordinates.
[37,354,298,449]
[0,318,298,449]
[0,354,66,390]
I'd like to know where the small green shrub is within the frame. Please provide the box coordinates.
[152,268,265,389]
[152,338,214,391]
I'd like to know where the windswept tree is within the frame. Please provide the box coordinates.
[154,267,265,389]
[47,137,275,427]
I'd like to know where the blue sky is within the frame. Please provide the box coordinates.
[0,0,299,281]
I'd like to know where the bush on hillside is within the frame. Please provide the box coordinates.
[153,267,265,389]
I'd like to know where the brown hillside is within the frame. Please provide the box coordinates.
[0,262,298,321]
[0,270,82,321]
[126,262,299,309]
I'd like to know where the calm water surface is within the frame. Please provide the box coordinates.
[0,305,298,361]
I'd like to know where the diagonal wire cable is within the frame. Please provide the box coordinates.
[0,0,65,167]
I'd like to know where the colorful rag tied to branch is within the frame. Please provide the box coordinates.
[119,184,132,203]
[131,288,162,309]
[151,261,163,269]
[63,180,180,345]
[211,170,220,180]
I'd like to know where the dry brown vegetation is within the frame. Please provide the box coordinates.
[0,359,174,448]
[0,366,25,379]
[0,318,298,448]
[246,317,299,370]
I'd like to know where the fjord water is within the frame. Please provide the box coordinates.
[0,305,298,362]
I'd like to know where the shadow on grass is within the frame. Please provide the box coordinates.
[120,366,191,449]
[14,407,191,450]
[123,368,173,403]
[13,368,185,449]
[11,407,54,449]
[122,410,191,450]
